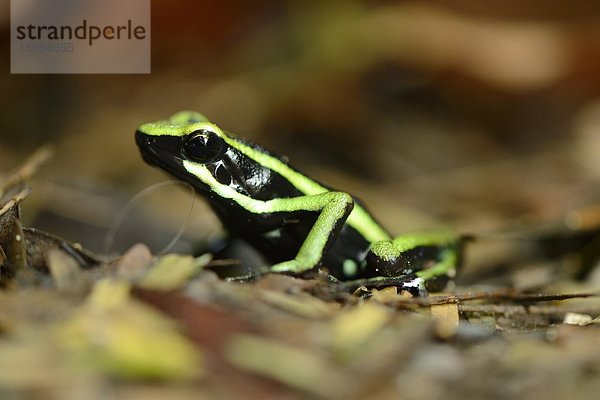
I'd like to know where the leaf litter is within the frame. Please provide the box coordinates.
[2,150,600,399]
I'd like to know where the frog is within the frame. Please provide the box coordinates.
[135,111,462,294]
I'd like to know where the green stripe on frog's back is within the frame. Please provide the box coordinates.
[222,134,391,243]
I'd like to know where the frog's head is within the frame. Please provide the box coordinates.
[136,111,273,199]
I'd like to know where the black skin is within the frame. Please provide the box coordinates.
[135,130,378,280]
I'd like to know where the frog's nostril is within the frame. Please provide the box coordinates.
[135,131,156,147]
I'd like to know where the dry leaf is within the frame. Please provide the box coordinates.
[330,303,391,357]
[48,248,86,293]
[116,243,154,281]
[58,279,203,381]
[140,254,211,291]
[225,334,348,398]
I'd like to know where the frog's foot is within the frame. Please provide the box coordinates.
[268,259,310,275]
[365,234,461,289]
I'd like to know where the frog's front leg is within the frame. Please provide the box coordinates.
[366,231,461,289]
[264,191,354,275]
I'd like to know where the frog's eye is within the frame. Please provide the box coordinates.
[182,129,224,163]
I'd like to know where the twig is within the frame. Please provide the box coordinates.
[459,303,600,317]
[0,145,54,196]
[387,289,600,308]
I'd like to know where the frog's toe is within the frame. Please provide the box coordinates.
[269,260,302,274]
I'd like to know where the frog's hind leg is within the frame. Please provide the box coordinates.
[365,232,463,293]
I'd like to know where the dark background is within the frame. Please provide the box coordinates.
[2,0,600,261]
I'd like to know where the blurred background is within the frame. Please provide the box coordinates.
[1,0,600,272]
